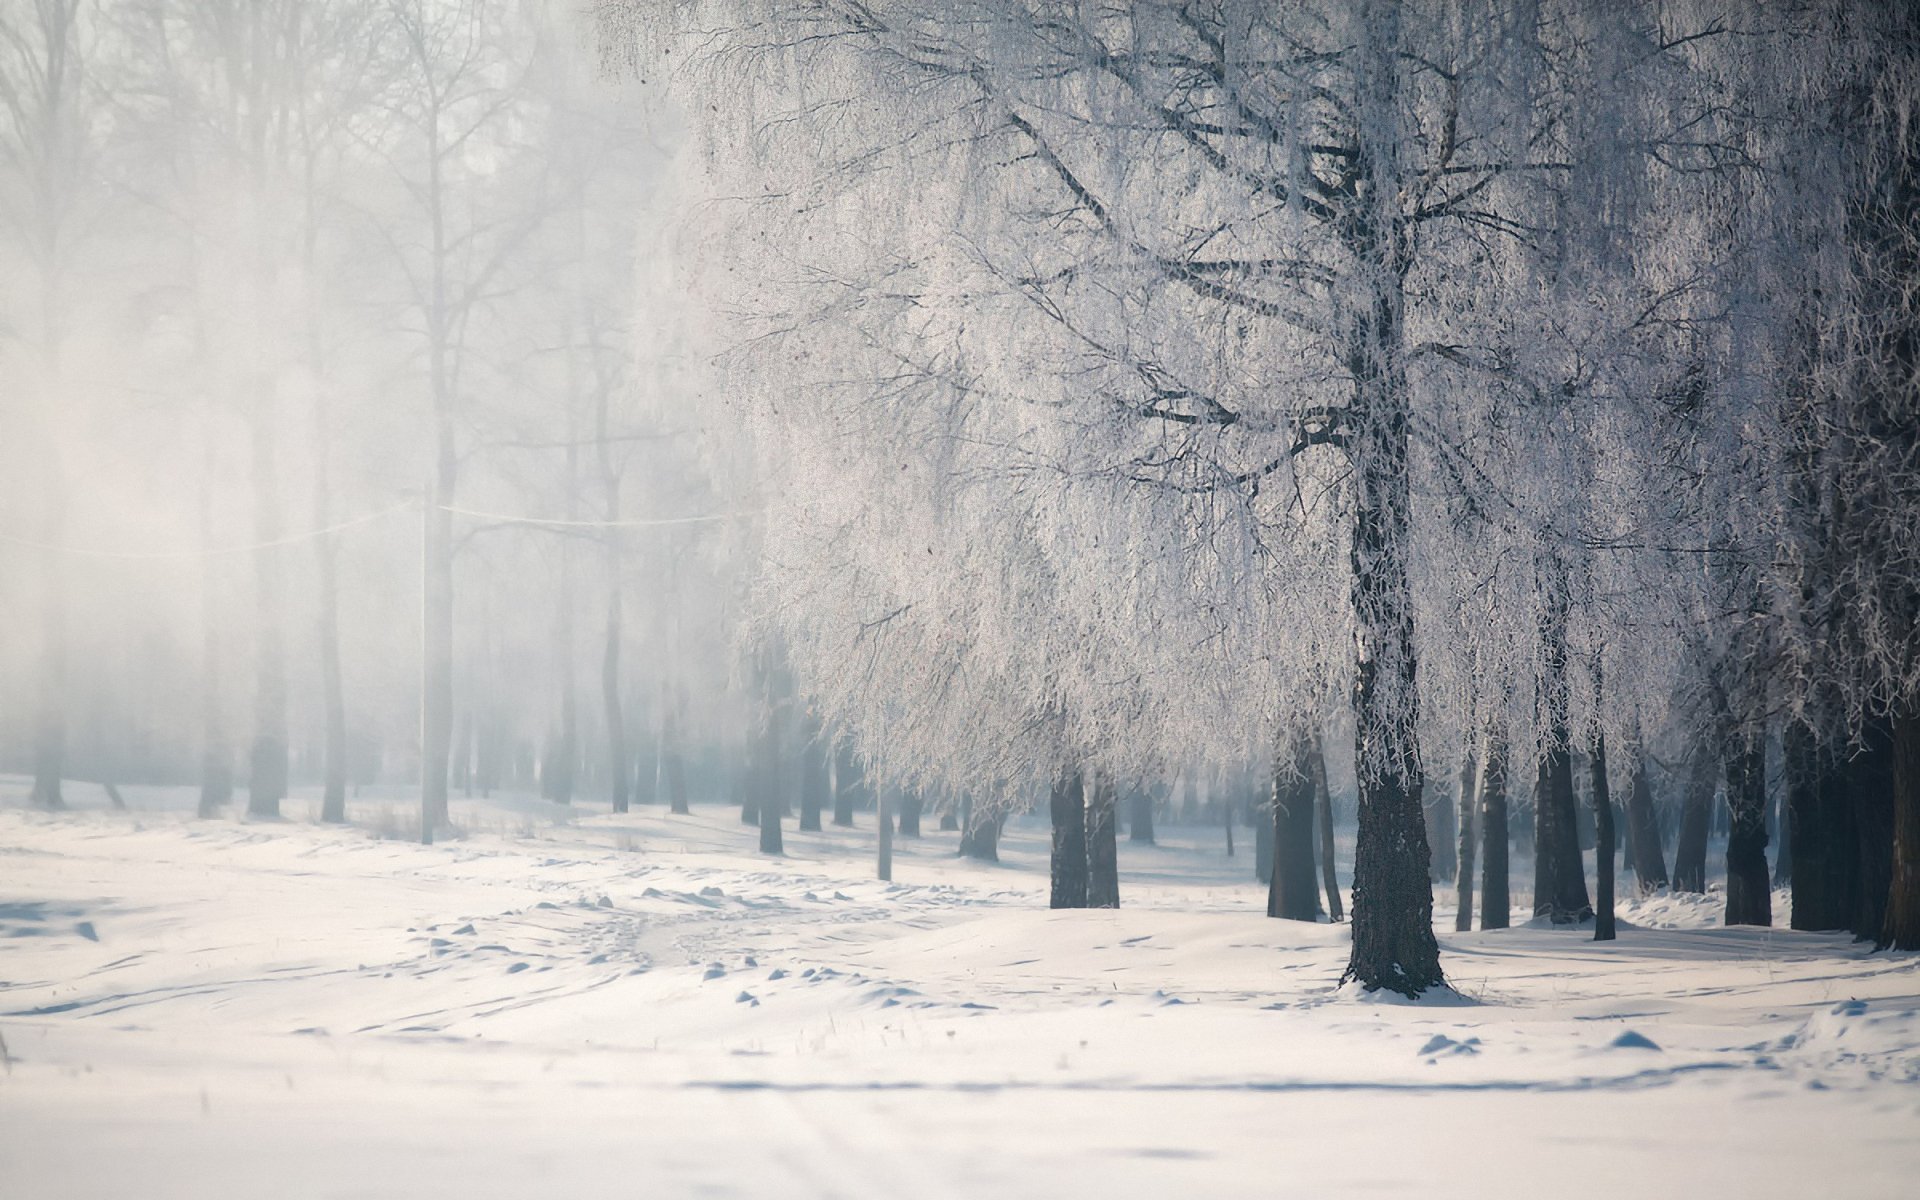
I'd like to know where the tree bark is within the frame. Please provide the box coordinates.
[1532,563,1592,924]
[1593,732,1617,941]
[1253,785,1274,884]
[1850,713,1896,939]
[1786,717,1853,929]
[1086,772,1120,909]
[959,804,1002,861]
[1455,745,1478,932]
[1624,739,1669,892]
[1479,730,1511,930]
[832,740,859,827]
[1333,3,1443,995]
[1312,738,1343,922]
[1129,786,1155,843]
[1672,744,1717,893]
[799,714,828,832]
[1269,734,1320,921]
[1723,724,1774,926]
[897,788,922,838]
[1881,709,1920,949]
[1050,770,1088,909]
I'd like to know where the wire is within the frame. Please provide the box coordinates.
[436,504,761,528]
[0,499,758,558]
[0,501,415,561]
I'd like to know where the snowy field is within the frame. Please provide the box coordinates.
[3,782,1917,1199]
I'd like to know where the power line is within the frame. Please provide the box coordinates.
[0,501,415,561]
[0,499,758,559]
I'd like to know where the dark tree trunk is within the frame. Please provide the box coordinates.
[1593,733,1617,941]
[1479,731,1511,930]
[1269,734,1321,921]
[1850,713,1896,939]
[1311,738,1342,922]
[832,740,859,827]
[959,804,1002,862]
[1672,745,1717,893]
[897,789,922,838]
[1253,786,1274,885]
[1724,726,1773,926]
[1625,740,1669,892]
[1774,780,1793,885]
[1051,772,1089,907]
[798,716,827,832]
[1086,773,1120,909]
[1532,567,1592,925]
[1455,745,1478,932]
[1223,786,1235,857]
[1883,710,1920,949]
[1129,786,1155,844]
[1338,11,1442,996]
[1426,779,1457,885]
[1785,717,1853,930]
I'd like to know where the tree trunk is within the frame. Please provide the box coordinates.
[832,740,859,827]
[1049,770,1088,909]
[1624,740,1669,892]
[1881,709,1920,949]
[1269,734,1320,921]
[313,404,348,825]
[876,782,893,882]
[1312,738,1343,922]
[1086,772,1120,909]
[1223,786,1235,858]
[1593,733,1617,941]
[756,662,784,856]
[247,393,288,821]
[421,453,455,843]
[799,715,828,832]
[602,557,628,815]
[1253,786,1274,884]
[662,683,689,814]
[1455,745,1478,932]
[1479,730,1511,930]
[1426,781,1457,884]
[1672,744,1717,893]
[1129,786,1155,843]
[1850,713,1896,939]
[1532,565,1592,924]
[198,442,230,820]
[1723,724,1773,926]
[897,788,922,838]
[959,804,1002,862]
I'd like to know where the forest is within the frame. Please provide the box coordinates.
[2,2,1918,1197]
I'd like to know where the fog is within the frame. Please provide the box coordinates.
[0,0,749,822]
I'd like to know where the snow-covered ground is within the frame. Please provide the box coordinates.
[3,782,1917,1198]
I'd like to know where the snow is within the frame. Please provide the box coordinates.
[3,783,1918,1198]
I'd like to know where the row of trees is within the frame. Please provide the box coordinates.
[620,0,1920,992]
[0,1,744,835]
